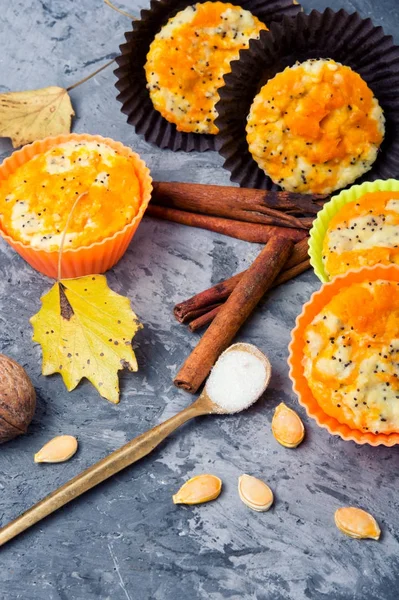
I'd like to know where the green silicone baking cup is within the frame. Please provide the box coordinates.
[309,179,399,283]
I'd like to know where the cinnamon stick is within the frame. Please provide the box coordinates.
[174,237,294,393]
[146,205,307,244]
[274,258,311,286]
[179,303,223,324]
[298,217,314,229]
[174,237,309,322]
[283,237,310,269]
[174,272,243,323]
[152,182,327,224]
[188,305,223,333]
[188,259,311,332]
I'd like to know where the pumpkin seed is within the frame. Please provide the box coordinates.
[173,474,222,505]
[335,507,380,540]
[34,435,78,463]
[272,402,305,448]
[238,474,274,512]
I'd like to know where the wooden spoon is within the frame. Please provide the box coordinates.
[0,343,271,546]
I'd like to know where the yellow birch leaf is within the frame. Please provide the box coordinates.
[0,86,74,148]
[30,275,142,404]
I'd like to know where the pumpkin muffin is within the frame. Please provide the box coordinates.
[303,279,399,435]
[0,140,143,252]
[145,1,267,134]
[323,191,399,278]
[246,59,385,194]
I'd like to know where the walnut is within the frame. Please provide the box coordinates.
[0,354,36,443]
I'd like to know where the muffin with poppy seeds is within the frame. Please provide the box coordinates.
[145,1,267,135]
[245,59,385,194]
[0,134,152,278]
[0,140,143,252]
[322,190,399,278]
[303,279,399,435]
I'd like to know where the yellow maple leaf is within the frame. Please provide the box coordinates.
[30,275,142,404]
[0,86,74,148]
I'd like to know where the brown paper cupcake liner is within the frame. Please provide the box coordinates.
[215,8,399,188]
[114,0,302,152]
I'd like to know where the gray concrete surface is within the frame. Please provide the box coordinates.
[0,1,399,599]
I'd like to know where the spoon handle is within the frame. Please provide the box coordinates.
[0,399,210,547]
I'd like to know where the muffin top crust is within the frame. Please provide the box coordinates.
[145,2,266,134]
[323,191,399,278]
[303,280,399,435]
[246,59,385,194]
[0,141,142,251]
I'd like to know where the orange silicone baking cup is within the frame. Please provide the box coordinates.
[0,133,153,278]
[288,264,399,446]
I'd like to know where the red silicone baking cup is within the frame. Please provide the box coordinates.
[288,264,399,446]
[0,134,152,279]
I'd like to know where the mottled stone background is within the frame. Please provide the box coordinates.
[0,1,399,599]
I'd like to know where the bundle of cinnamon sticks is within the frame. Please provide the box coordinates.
[147,181,327,244]
[174,236,297,393]
[175,237,310,332]
[146,180,325,394]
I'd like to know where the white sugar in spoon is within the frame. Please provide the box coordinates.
[0,343,271,546]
